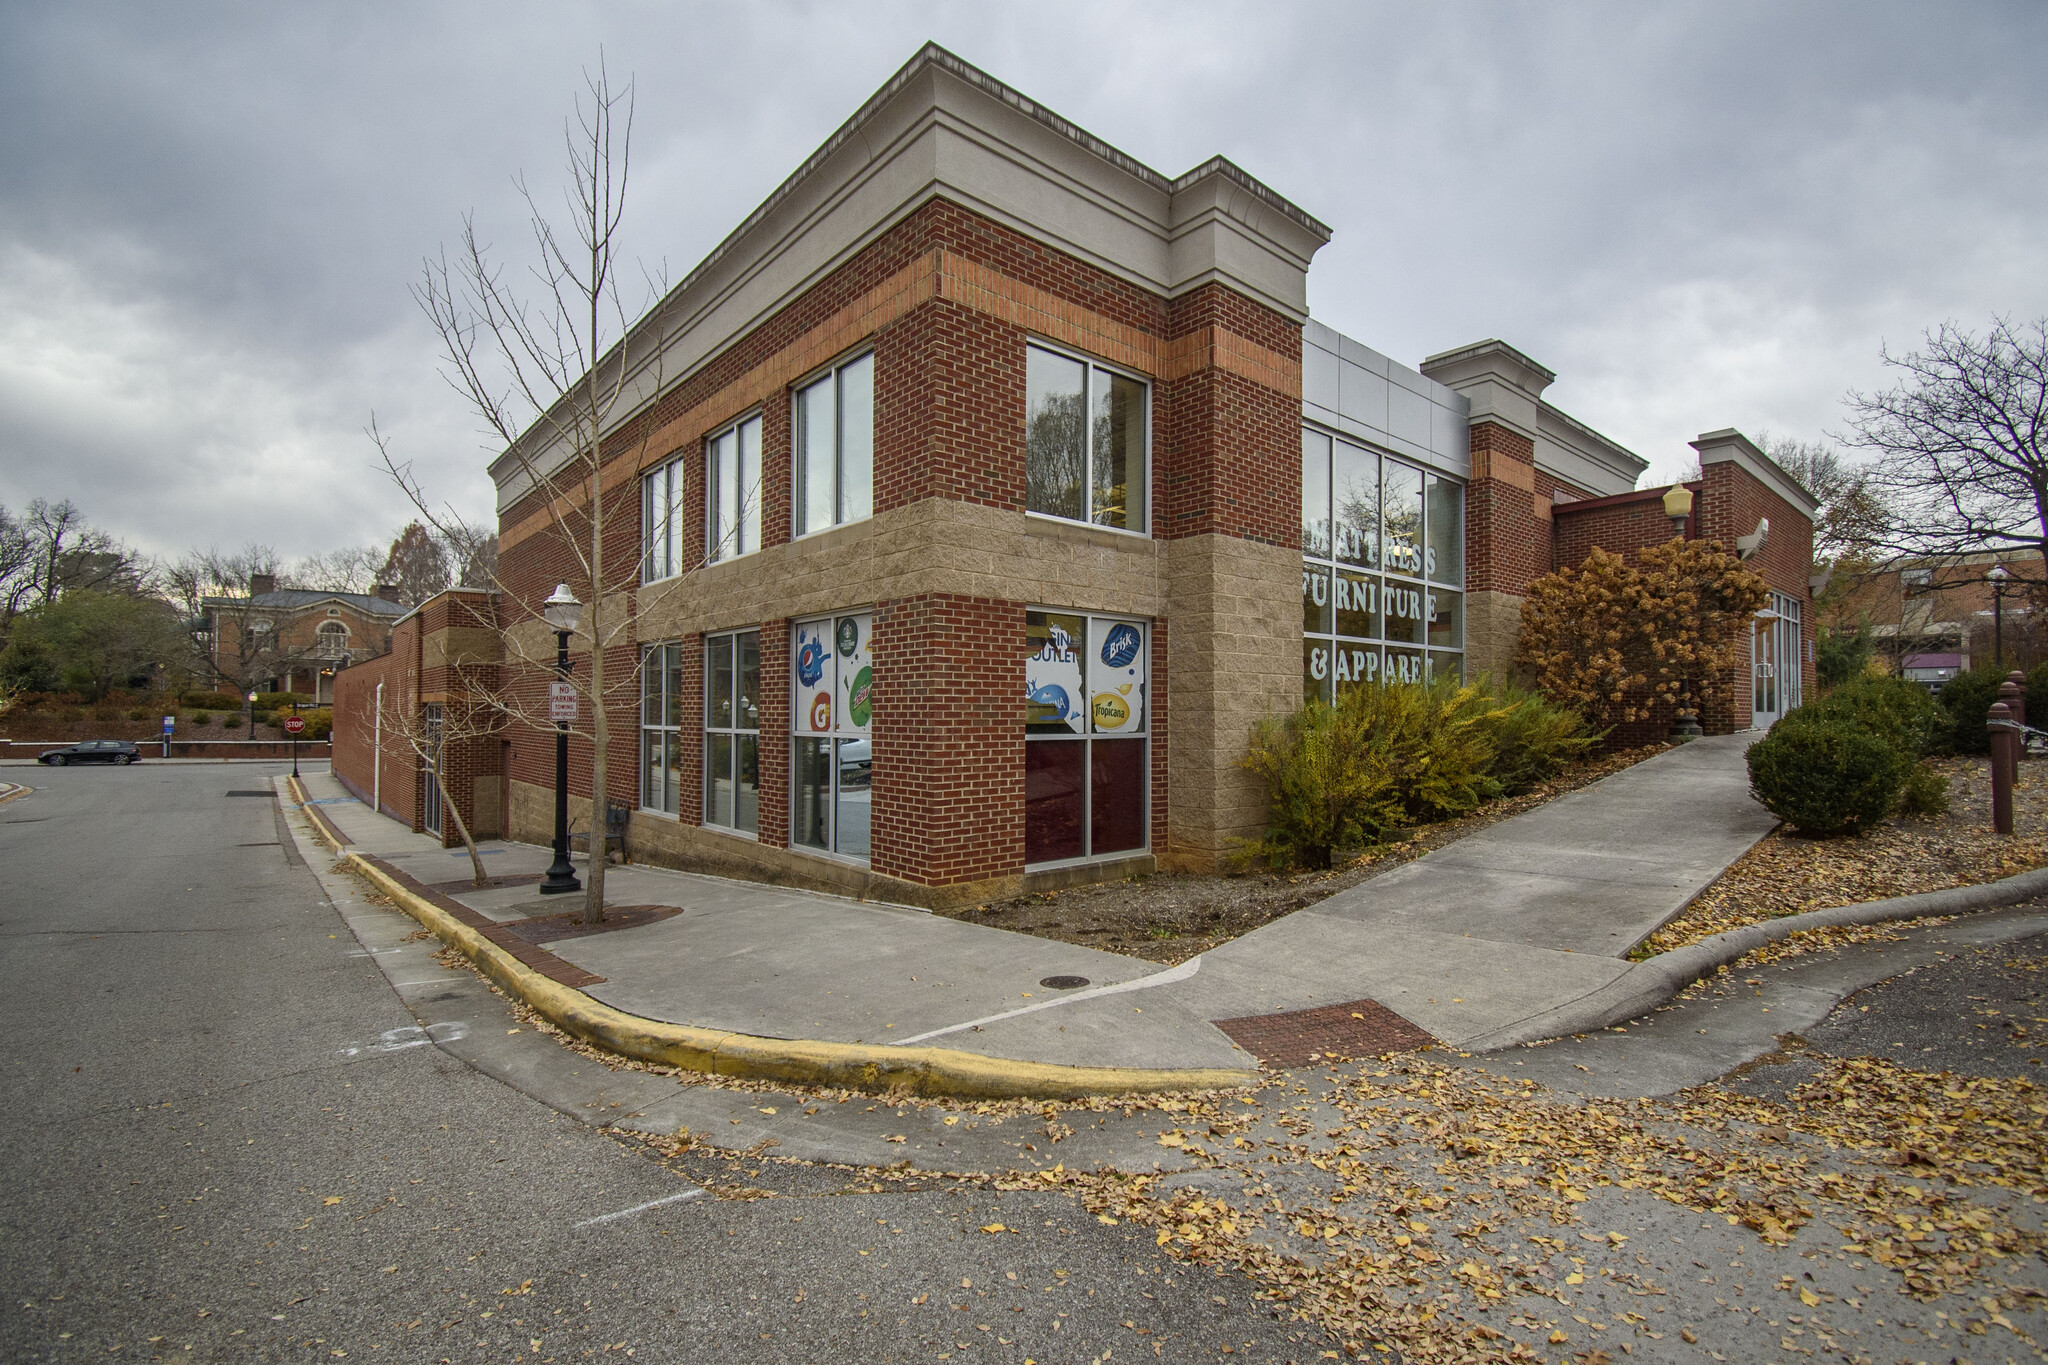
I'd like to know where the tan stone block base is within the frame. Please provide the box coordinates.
[1462,589,1528,683]
[510,779,1154,910]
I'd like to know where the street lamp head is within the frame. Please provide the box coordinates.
[1662,484,1694,534]
[1987,563,2011,585]
[542,583,583,634]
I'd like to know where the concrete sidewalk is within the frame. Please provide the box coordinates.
[293,734,1775,1077]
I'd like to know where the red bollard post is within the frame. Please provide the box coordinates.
[1989,701,2017,835]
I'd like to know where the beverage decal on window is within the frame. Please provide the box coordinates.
[847,665,873,728]
[810,693,832,731]
[1025,612,1087,735]
[796,632,828,687]
[836,617,860,658]
[1099,623,1141,669]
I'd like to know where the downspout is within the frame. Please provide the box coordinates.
[373,680,383,814]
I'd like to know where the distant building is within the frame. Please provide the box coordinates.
[1825,549,2044,675]
[203,574,407,700]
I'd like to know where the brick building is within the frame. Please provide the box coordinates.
[333,45,1817,903]
[204,574,407,700]
[1824,548,2046,682]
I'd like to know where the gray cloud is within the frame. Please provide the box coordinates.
[2,1,2043,558]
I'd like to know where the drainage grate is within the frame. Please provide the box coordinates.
[1039,975,1091,990]
[1212,998,1436,1070]
[225,790,277,798]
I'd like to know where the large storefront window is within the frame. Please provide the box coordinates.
[703,631,760,833]
[1301,428,1465,699]
[639,642,685,816]
[792,613,871,861]
[1025,611,1148,865]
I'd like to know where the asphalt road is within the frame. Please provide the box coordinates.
[0,763,1311,1364]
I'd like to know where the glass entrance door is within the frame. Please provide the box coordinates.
[1752,615,1779,727]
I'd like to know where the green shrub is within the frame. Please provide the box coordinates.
[1239,674,1601,869]
[302,707,333,741]
[181,690,245,710]
[189,711,211,726]
[1238,700,1407,869]
[126,707,148,722]
[1898,762,1951,818]
[1747,718,1910,836]
[1793,675,1946,758]
[1816,625,1875,689]
[1469,674,1601,794]
[1934,667,2010,755]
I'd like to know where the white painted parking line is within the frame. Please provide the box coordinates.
[889,955,1204,1046]
[572,1188,706,1228]
[336,1021,469,1058]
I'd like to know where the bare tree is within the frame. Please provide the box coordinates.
[1751,432,1888,564]
[373,664,498,886]
[0,500,148,653]
[377,60,696,926]
[290,545,385,595]
[1844,316,2048,579]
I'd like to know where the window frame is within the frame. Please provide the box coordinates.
[1023,609,1152,870]
[791,349,876,540]
[705,411,765,565]
[788,612,874,867]
[701,629,761,837]
[1300,423,1466,700]
[1022,340,1152,538]
[638,641,684,820]
[641,454,686,584]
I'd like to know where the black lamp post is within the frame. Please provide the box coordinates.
[539,583,583,897]
[1988,563,2011,671]
[246,690,258,740]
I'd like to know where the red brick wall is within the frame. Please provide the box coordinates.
[1698,461,1818,726]
[331,618,420,827]
[870,593,1025,886]
[1550,486,1699,571]
[1465,422,1544,596]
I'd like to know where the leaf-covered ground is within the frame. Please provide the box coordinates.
[1640,754,2048,964]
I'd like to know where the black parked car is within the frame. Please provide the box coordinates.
[38,740,142,766]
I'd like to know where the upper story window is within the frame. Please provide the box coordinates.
[794,353,874,536]
[642,455,685,583]
[707,414,763,563]
[1025,343,1148,534]
[315,622,349,657]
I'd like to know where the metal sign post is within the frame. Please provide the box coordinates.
[284,703,305,778]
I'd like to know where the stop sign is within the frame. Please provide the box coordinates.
[282,715,306,735]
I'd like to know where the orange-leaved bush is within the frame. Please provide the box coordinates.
[1515,540,1770,728]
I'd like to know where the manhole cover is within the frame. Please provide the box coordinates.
[1039,975,1090,990]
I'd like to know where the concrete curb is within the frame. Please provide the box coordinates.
[1462,864,2048,1052]
[342,850,1261,1101]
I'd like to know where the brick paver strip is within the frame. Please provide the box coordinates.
[358,853,606,988]
[504,904,683,945]
[291,782,353,846]
[1212,998,1437,1070]
[426,872,545,893]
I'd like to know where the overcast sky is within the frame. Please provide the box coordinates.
[3,1,2044,562]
